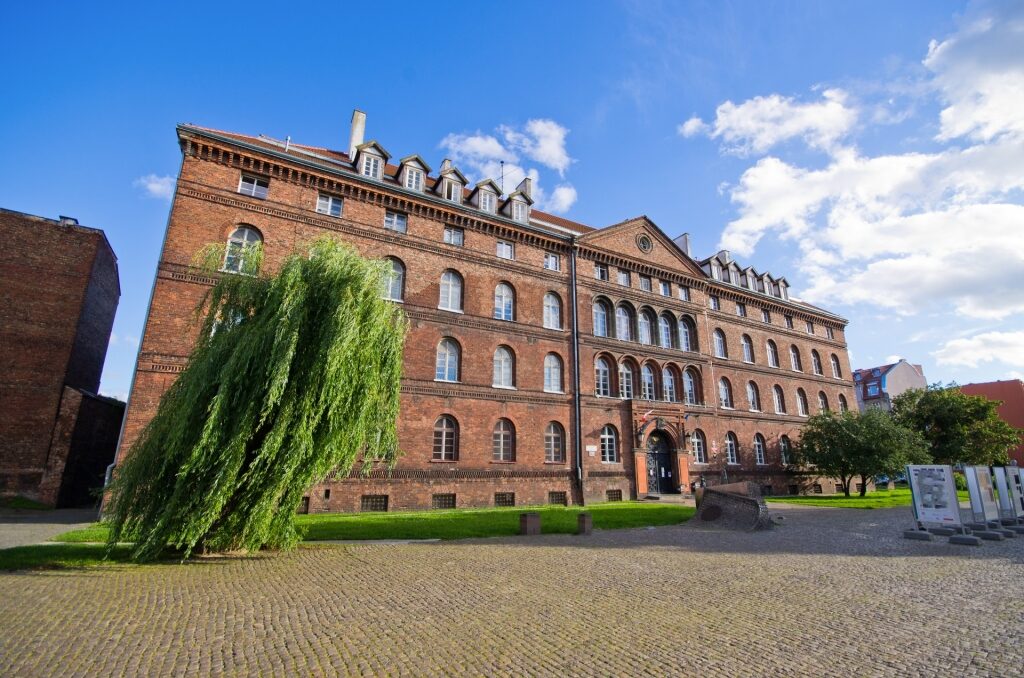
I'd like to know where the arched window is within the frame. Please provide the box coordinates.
[435,339,460,382]
[641,364,657,400]
[493,283,515,321]
[818,391,830,412]
[545,422,565,463]
[691,429,707,464]
[432,415,458,460]
[595,357,612,397]
[831,354,843,378]
[615,305,635,341]
[600,424,619,462]
[767,340,780,368]
[747,381,761,411]
[638,310,654,345]
[659,314,676,349]
[492,419,516,462]
[619,361,635,399]
[382,258,405,301]
[683,368,701,405]
[754,433,766,465]
[797,388,809,416]
[663,367,678,402]
[790,345,803,372]
[773,385,786,413]
[718,377,734,408]
[543,293,562,330]
[741,334,754,363]
[811,350,823,375]
[680,316,697,352]
[713,329,728,358]
[439,270,463,311]
[593,300,610,337]
[544,353,563,393]
[725,432,739,464]
[838,394,849,413]
[493,346,515,388]
[223,225,262,274]
[780,435,792,465]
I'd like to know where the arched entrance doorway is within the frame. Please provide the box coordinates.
[645,430,678,494]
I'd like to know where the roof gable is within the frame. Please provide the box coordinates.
[579,215,704,277]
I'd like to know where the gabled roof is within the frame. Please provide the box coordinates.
[579,215,705,277]
[355,140,391,161]
[468,179,502,197]
[437,165,469,185]
[397,154,432,174]
[505,189,535,206]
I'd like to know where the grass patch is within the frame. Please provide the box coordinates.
[0,496,52,510]
[765,487,969,509]
[0,544,136,571]
[50,524,110,543]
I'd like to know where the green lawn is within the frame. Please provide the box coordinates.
[0,544,137,571]
[765,487,969,509]
[0,496,53,510]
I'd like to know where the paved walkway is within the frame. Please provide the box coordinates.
[1,504,1022,676]
[0,508,97,549]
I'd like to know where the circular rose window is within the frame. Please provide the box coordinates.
[636,234,653,253]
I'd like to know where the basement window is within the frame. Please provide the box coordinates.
[431,494,456,510]
[360,495,389,512]
[494,492,516,507]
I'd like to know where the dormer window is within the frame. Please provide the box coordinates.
[711,263,722,280]
[444,180,462,203]
[404,168,424,191]
[480,191,496,214]
[512,200,528,223]
[362,155,382,179]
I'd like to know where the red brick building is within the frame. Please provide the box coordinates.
[959,380,1024,466]
[0,208,123,507]
[117,112,858,512]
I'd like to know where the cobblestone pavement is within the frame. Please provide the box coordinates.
[0,508,98,549]
[1,504,1022,677]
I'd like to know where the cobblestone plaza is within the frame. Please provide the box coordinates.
[2,505,1021,676]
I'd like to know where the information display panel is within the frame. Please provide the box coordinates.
[1002,467,1024,519]
[965,466,1000,523]
[906,465,961,527]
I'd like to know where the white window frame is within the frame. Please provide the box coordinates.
[496,240,515,260]
[404,167,424,191]
[445,180,462,203]
[617,269,630,287]
[679,286,690,302]
[443,226,464,247]
[595,263,609,281]
[316,193,343,217]
[544,354,563,393]
[640,276,652,292]
[709,296,720,311]
[383,210,408,234]
[660,281,671,296]
[512,200,528,222]
[543,293,562,330]
[544,253,561,271]
[439,271,463,312]
[362,155,382,179]
[479,191,496,214]
[238,174,269,199]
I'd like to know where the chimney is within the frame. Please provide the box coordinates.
[515,176,532,198]
[673,233,691,257]
[440,158,452,173]
[59,215,78,225]
[348,109,366,159]
[716,249,731,264]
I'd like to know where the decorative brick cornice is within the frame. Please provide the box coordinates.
[403,305,570,344]
[401,378,572,406]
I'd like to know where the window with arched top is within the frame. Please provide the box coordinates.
[593,300,611,337]
[838,394,849,413]
[223,225,262,274]
[754,433,766,465]
[493,283,515,321]
[691,429,707,464]
[641,364,657,400]
[600,425,619,463]
[543,293,562,330]
[493,346,515,388]
[439,270,463,311]
[663,367,678,402]
[790,345,803,372]
[683,368,701,405]
[747,381,761,411]
[725,432,739,464]
[811,350,823,375]
[780,435,792,465]
[492,419,516,462]
[819,391,829,412]
[659,314,676,349]
[767,340,780,368]
[595,357,612,397]
[797,388,809,416]
[544,353,563,393]
[741,334,754,363]
[545,422,565,463]
[435,338,460,382]
[680,316,697,352]
[432,415,458,460]
[638,310,654,345]
[619,362,635,399]
[773,385,786,413]
[382,258,405,301]
[713,329,728,358]
[831,354,843,378]
[718,377,734,408]
[615,305,635,341]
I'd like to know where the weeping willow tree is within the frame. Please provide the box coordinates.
[105,237,407,562]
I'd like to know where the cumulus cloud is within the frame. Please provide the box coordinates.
[133,174,174,200]
[680,88,857,155]
[933,331,1024,368]
[501,119,573,175]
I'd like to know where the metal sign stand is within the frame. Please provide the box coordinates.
[963,466,1009,540]
[904,465,980,546]
[992,467,1024,534]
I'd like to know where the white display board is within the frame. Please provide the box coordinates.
[1002,467,1024,519]
[965,466,1000,523]
[906,465,961,527]
[992,467,1016,519]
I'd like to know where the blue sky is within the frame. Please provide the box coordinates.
[2,0,1022,400]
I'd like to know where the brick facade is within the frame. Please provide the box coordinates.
[0,208,122,506]
[117,121,859,512]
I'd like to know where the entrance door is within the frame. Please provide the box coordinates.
[645,432,676,494]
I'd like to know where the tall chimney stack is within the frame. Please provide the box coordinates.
[348,109,366,159]
[673,233,692,257]
[516,176,532,198]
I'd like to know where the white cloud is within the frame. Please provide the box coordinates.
[439,133,515,164]
[933,331,1024,368]
[884,355,903,364]
[544,184,579,213]
[501,119,573,175]
[133,174,174,200]
[681,88,857,156]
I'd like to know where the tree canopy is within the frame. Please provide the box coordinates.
[105,238,407,562]
[891,383,1022,466]
[795,409,930,496]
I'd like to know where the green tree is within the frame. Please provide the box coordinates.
[795,409,930,497]
[105,238,407,562]
[892,383,1022,466]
